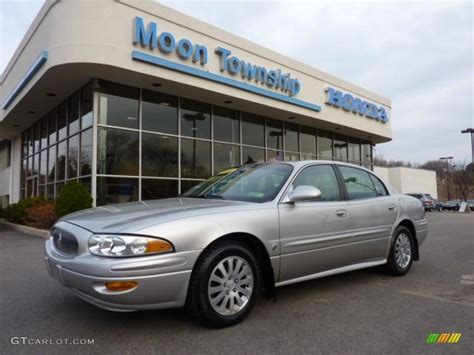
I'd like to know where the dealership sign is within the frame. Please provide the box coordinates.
[132,17,301,97]
[325,87,389,123]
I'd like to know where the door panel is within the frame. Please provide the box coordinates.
[278,164,354,282]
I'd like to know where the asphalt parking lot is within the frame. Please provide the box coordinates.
[1,212,473,355]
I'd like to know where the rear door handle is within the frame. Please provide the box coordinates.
[336,210,347,217]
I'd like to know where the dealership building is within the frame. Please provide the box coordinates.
[0,0,393,207]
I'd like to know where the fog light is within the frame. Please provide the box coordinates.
[105,281,138,291]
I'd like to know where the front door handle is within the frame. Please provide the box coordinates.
[336,210,347,218]
[388,205,397,211]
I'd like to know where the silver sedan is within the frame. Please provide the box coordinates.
[45,161,428,327]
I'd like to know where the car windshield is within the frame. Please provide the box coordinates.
[181,168,238,197]
[202,163,293,203]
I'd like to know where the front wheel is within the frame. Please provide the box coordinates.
[186,241,260,328]
[385,226,414,276]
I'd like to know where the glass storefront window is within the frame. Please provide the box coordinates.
[47,184,54,200]
[181,180,202,194]
[98,81,139,129]
[333,134,348,162]
[213,106,239,143]
[266,119,283,150]
[33,122,40,154]
[318,130,333,159]
[80,129,93,176]
[68,92,80,135]
[348,137,361,163]
[98,127,139,175]
[57,141,67,180]
[39,150,47,185]
[242,113,264,147]
[79,177,92,193]
[48,110,57,145]
[214,143,240,172]
[97,177,138,206]
[142,179,178,200]
[180,98,211,139]
[40,116,48,150]
[267,149,283,162]
[300,126,316,156]
[242,146,265,164]
[48,145,56,183]
[81,83,93,129]
[142,90,178,134]
[22,132,28,158]
[67,134,79,179]
[361,141,372,168]
[142,133,178,177]
[27,127,33,156]
[181,138,211,178]
[57,101,68,141]
[284,122,299,152]
[285,152,299,161]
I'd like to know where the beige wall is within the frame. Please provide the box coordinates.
[374,166,438,199]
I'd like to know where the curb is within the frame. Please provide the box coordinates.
[0,219,50,239]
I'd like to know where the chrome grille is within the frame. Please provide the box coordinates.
[52,228,78,256]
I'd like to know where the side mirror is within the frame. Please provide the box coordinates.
[288,185,322,203]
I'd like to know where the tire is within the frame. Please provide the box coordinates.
[384,226,414,276]
[186,241,261,328]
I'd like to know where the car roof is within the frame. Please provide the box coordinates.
[262,160,375,173]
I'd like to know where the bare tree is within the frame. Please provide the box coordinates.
[452,163,474,201]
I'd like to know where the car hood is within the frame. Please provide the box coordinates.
[61,198,250,234]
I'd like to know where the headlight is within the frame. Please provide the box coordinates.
[88,235,174,257]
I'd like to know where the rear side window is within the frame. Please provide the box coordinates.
[292,165,341,201]
[369,174,388,196]
[339,166,378,200]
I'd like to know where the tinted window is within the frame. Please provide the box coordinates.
[339,166,377,200]
[142,133,178,177]
[67,134,79,179]
[142,90,178,134]
[267,150,283,162]
[318,130,332,159]
[40,116,48,149]
[68,92,80,135]
[213,106,239,143]
[181,138,211,178]
[97,177,138,206]
[180,98,210,139]
[284,122,299,152]
[266,119,283,150]
[333,134,348,162]
[214,142,240,173]
[98,81,139,129]
[97,127,139,175]
[348,137,360,162]
[57,101,67,141]
[142,179,178,200]
[81,83,93,129]
[292,165,341,201]
[370,174,388,196]
[300,126,316,156]
[57,141,67,180]
[80,128,92,176]
[242,146,264,164]
[48,110,57,145]
[242,113,264,147]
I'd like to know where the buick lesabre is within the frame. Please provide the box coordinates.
[45,161,428,327]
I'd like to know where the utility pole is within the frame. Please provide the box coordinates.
[461,128,473,163]
[440,156,454,200]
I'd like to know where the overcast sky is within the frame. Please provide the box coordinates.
[1,0,472,165]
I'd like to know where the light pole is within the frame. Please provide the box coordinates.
[461,128,473,162]
[440,156,454,200]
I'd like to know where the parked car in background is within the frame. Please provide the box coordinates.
[45,161,428,328]
[406,193,437,211]
[467,200,474,211]
[441,200,460,211]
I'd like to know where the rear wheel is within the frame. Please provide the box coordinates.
[385,226,414,276]
[186,241,260,328]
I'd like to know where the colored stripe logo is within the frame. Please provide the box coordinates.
[426,333,462,344]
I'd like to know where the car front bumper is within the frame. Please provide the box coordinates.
[45,237,200,312]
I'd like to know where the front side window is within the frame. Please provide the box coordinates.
[339,166,377,200]
[204,163,293,203]
[292,165,341,201]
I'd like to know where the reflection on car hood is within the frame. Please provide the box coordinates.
[61,198,249,233]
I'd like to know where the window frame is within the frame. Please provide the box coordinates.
[335,164,388,201]
[280,163,344,203]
